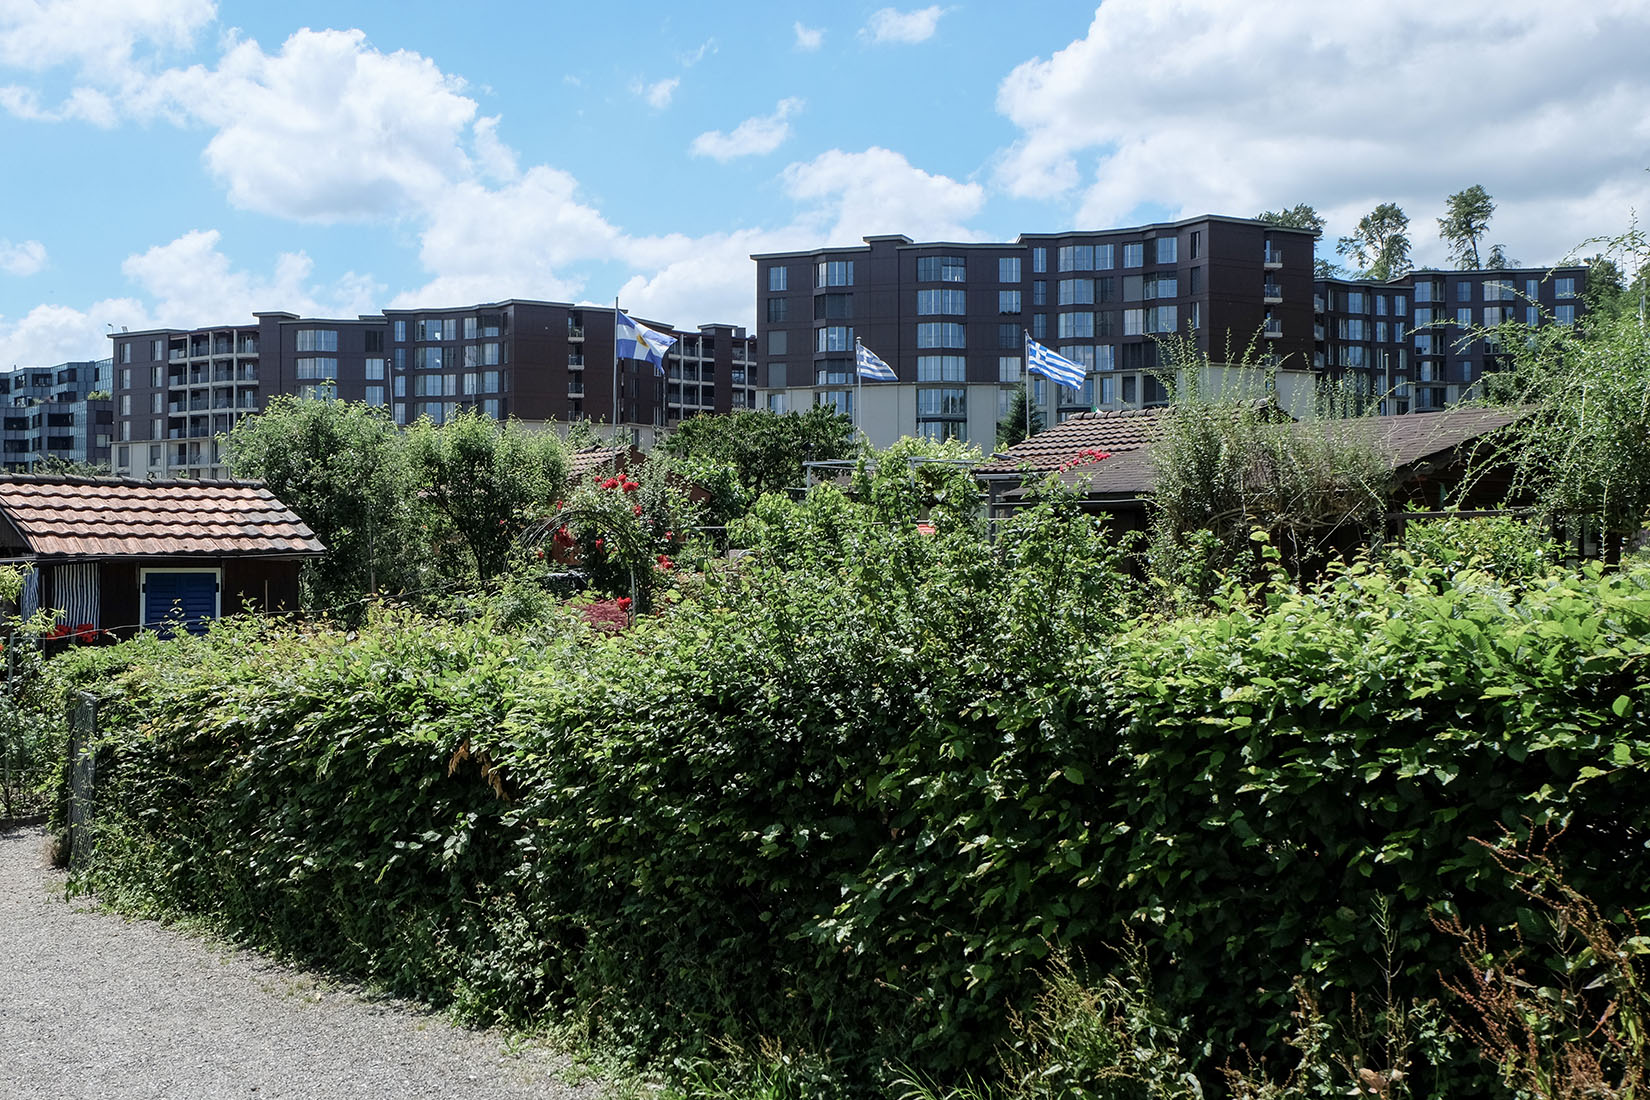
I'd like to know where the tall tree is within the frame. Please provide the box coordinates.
[658,406,858,505]
[1257,203,1340,277]
[1438,185,1496,269]
[223,394,422,607]
[1336,203,1412,281]
[997,382,1045,448]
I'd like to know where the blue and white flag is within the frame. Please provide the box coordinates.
[615,310,678,375]
[1024,333,1086,389]
[855,341,898,382]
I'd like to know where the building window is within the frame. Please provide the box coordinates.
[1189,231,1201,260]
[998,323,1020,348]
[917,288,968,315]
[766,298,788,322]
[816,326,853,352]
[1123,242,1144,268]
[120,343,132,364]
[816,390,853,417]
[1032,280,1046,306]
[296,329,339,352]
[815,293,853,320]
[816,260,854,287]
[1456,308,1473,328]
[767,331,787,356]
[998,290,1022,314]
[1526,306,1540,327]
[1556,304,1576,325]
[998,356,1023,382]
[769,266,788,291]
[1145,274,1178,299]
[1122,309,1145,336]
[393,320,407,342]
[1096,344,1116,370]
[917,255,967,283]
[296,357,338,380]
[151,338,165,360]
[1032,314,1047,339]
[1155,237,1177,264]
[916,322,965,349]
[365,358,386,380]
[119,368,131,390]
[917,355,966,382]
[1057,245,1093,272]
[1031,247,1046,274]
[1555,277,1577,299]
[1058,345,1096,371]
[916,386,967,418]
[1058,312,1095,339]
[1148,305,1177,333]
[767,393,787,414]
[365,385,387,407]
[1484,280,1511,302]
[999,256,1021,283]
[414,346,444,370]
[483,370,501,392]
[1059,278,1095,305]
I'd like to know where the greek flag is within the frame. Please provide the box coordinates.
[1024,333,1086,389]
[855,341,898,382]
[615,310,678,375]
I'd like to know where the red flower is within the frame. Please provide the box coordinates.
[72,623,97,643]
[665,530,673,540]
[595,538,604,550]
[633,504,643,516]
[655,553,673,571]
[554,499,564,509]
[622,480,639,493]
[535,548,545,560]
[45,624,69,640]
[617,597,632,610]
[600,477,620,490]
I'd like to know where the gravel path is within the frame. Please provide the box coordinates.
[0,824,602,1100]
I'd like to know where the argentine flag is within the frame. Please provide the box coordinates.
[855,341,898,382]
[1024,333,1086,389]
[615,311,678,375]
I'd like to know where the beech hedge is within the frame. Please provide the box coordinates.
[52,508,1650,1094]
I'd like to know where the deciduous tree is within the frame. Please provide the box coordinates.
[1438,184,1496,269]
[1337,203,1413,281]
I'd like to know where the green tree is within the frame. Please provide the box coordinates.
[1581,254,1629,320]
[1438,184,1497,269]
[1258,202,1340,277]
[657,406,858,510]
[223,395,421,608]
[1337,203,1413,280]
[406,409,569,581]
[996,382,1044,448]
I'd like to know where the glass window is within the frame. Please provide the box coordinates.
[415,346,444,370]
[1556,277,1576,298]
[1058,245,1094,272]
[1095,344,1116,370]
[998,356,1023,382]
[917,355,967,381]
[1556,304,1576,325]
[768,331,787,355]
[917,255,967,282]
[816,260,854,287]
[1058,312,1094,339]
[1058,345,1096,370]
[1095,244,1115,270]
[1032,280,1046,306]
[1526,306,1540,326]
[1059,278,1095,305]
[917,288,968,315]
[767,298,788,322]
[1032,313,1046,339]
[916,322,966,349]
[1456,308,1473,327]
[120,343,132,363]
[1148,305,1177,333]
[1123,309,1144,336]
[393,320,407,342]
[1346,291,1366,314]
[1189,231,1201,260]
[1145,274,1177,299]
[999,256,1021,283]
[1155,237,1177,264]
[365,385,387,407]
[1394,294,1407,315]
[998,290,1022,314]
[769,266,787,291]
[296,357,338,380]
[1456,281,1472,303]
[916,386,967,417]
[483,370,501,392]
[998,323,1020,348]
[1122,242,1144,268]
[1031,247,1046,274]
[816,326,853,352]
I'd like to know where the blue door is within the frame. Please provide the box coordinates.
[142,570,219,637]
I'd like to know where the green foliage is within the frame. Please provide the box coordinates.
[997,383,1044,449]
[540,461,705,609]
[1257,204,1338,279]
[1337,204,1412,281]
[406,408,569,581]
[1393,513,1558,583]
[223,395,423,607]
[658,408,860,520]
[1437,185,1497,270]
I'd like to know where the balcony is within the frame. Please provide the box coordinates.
[1263,283,1283,303]
[1313,294,1325,313]
[568,354,585,368]
[1263,247,1284,268]
[1263,320,1283,338]
[568,382,585,396]
[567,324,585,340]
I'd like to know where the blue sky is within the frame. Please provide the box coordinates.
[2,1,1647,367]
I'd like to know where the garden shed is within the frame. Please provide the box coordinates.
[0,474,324,637]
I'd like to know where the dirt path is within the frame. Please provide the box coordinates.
[0,824,600,1100]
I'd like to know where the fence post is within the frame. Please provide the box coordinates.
[67,691,97,874]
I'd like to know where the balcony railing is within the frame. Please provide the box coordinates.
[1263,247,1284,267]
[567,325,585,340]
[568,382,585,396]
[1263,283,1283,301]
[1263,320,1283,338]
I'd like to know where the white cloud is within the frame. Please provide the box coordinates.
[681,38,716,66]
[121,229,381,324]
[639,76,678,109]
[862,6,946,45]
[794,22,823,51]
[995,0,1650,266]
[780,146,985,246]
[0,299,153,371]
[139,28,480,223]
[691,98,802,161]
[0,239,47,276]
[0,0,214,74]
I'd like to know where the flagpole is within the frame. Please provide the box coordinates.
[854,339,863,434]
[1023,328,1031,442]
[611,297,620,443]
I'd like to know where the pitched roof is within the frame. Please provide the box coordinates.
[976,407,1166,475]
[565,445,634,481]
[0,475,325,558]
[1362,407,1520,469]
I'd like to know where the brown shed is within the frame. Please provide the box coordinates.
[0,475,324,637]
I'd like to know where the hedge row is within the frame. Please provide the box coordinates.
[54,505,1650,1094]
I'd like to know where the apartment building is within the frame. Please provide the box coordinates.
[0,360,114,471]
[1314,266,1587,413]
[752,216,1318,448]
[110,302,755,479]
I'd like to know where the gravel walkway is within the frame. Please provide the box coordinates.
[0,824,602,1100]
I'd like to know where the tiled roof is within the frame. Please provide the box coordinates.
[565,445,630,480]
[975,407,1166,475]
[1364,407,1520,469]
[0,476,325,558]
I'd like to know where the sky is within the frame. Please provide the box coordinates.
[1,0,1647,368]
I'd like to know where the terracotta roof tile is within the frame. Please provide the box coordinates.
[0,475,326,558]
[976,407,1165,475]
